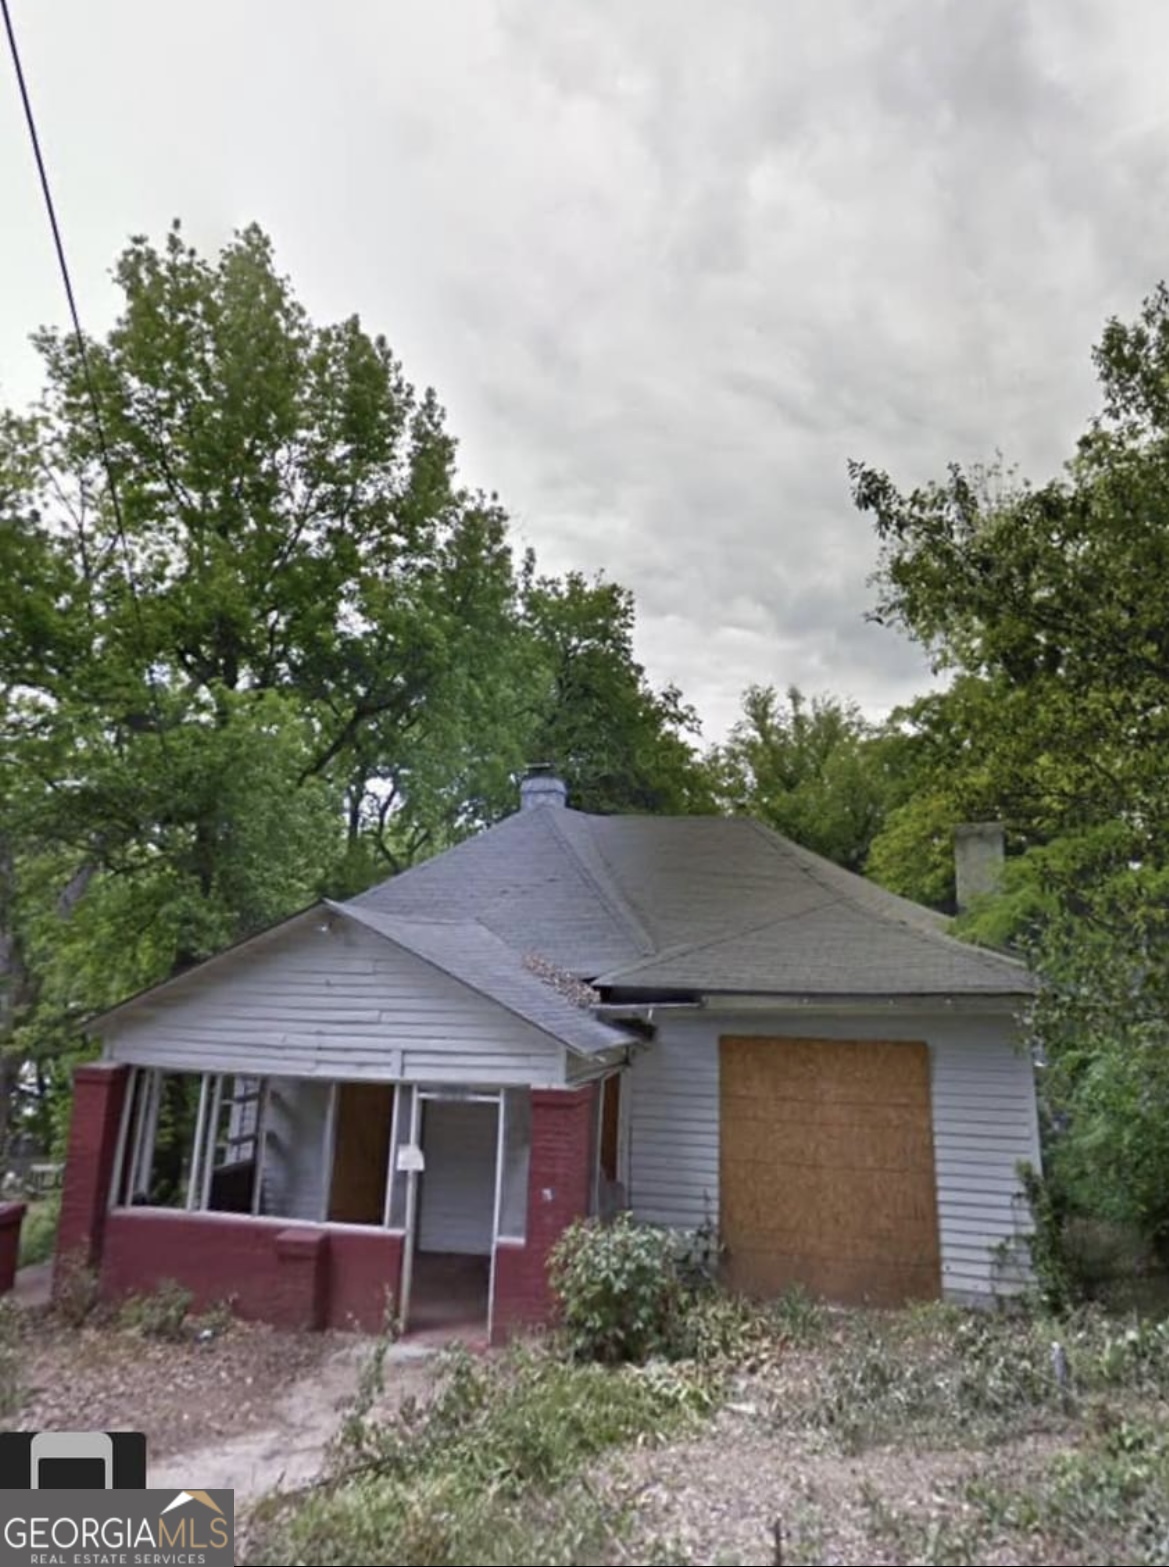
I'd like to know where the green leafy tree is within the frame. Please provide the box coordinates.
[708,684,901,872]
[0,221,716,1153]
[519,571,712,816]
[0,221,531,1146]
[852,282,1169,1256]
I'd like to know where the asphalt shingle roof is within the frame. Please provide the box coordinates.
[333,902,637,1056]
[353,808,1033,999]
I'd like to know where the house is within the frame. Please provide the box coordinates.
[56,770,1040,1341]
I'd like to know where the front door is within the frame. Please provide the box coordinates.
[401,1092,501,1336]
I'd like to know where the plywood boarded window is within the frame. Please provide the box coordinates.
[719,1036,941,1307]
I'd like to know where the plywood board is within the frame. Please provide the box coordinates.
[719,1036,941,1306]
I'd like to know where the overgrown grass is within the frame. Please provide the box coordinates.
[247,1341,717,1566]
[780,1300,1169,1453]
[117,1279,194,1341]
[992,1417,1169,1566]
[858,1417,1169,1566]
[17,1195,59,1269]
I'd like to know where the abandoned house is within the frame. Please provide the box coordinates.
[56,773,1038,1341]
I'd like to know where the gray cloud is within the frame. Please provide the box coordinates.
[3,0,1168,738]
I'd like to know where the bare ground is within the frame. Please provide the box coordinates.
[11,1293,1167,1566]
[12,1303,437,1510]
[603,1403,1071,1566]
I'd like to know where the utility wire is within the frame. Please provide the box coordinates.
[2,0,169,744]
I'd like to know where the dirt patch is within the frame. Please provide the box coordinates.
[17,1308,338,1460]
[604,1401,1067,1566]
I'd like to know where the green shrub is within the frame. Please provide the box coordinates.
[17,1196,60,1269]
[549,1214,690,1363]
[118,1279,193,1341]
[1018,1161,1084,1313]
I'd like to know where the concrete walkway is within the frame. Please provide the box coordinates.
[9,1262,52,1308]
[149,1338,438,1503]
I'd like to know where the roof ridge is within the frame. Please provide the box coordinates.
[746,821,1029,978]
[547,810,657,957]
[596,892,844,984]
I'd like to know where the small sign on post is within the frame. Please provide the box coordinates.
[396,1145,425,1173]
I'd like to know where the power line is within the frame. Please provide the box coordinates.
[2,0,168,742]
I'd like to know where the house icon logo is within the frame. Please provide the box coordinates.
[160,1489,226,1516]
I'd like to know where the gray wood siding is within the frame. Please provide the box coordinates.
[260,1078,331,1222]
[417,1100,498,1254]
[626,1009,1040,1303]
[103,919,568,1088]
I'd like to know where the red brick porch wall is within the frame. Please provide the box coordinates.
[492,1083,596,1343]
[56,1061,588,1339]
[327,1227,404,1332]
[101,1211,403,1333]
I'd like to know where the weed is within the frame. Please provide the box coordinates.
[52,1250,100,1328]
[17,1196,60,1269]
[769,1284,825,1346]
[189,1296,237,1337]
[118,1279,193,1341]
[250,1339,715,1566]
[784,1302,1169,1453]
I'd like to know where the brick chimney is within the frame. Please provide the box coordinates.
[520,763,568,811]
[954,822,1005,913]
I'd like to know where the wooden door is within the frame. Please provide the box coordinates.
[328,1082,395,1225]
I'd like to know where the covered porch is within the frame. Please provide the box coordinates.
[59,1061,620,1342]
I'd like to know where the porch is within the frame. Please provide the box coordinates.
[58,1063,619,1342]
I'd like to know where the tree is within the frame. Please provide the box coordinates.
[0,221,530,1147]
[0,220,713,1154]
[519,571,712,816]
[708,685,901,872]
[851,289,1169,884]
[851,283,1169,1261]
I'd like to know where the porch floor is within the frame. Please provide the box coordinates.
[406,1250,489,1343]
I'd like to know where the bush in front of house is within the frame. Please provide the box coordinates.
[549,1213,698,1364]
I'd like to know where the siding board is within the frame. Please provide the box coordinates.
[627,1009,1039,1303]
[103,921,568,1087]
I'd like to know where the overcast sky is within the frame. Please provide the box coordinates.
[4,1,1169,740]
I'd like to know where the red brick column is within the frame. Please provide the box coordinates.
[0,1203,26,1292]
[492,1083,596,1342]
[56,1062,130,1275]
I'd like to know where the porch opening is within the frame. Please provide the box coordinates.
[408,1098,497,1334]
